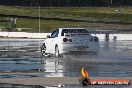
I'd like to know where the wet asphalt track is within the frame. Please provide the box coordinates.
[0,38,132,88]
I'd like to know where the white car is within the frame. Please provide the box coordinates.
[41,28,100,57]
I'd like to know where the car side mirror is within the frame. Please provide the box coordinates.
[47,35,51,38]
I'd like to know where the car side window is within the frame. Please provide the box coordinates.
[51,29,59,38]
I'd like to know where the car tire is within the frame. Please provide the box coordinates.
[55,46,59,58]
[41,44,47,56]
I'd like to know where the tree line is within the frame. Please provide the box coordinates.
[0,0,132,6]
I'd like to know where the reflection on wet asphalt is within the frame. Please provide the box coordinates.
[0,38,132,88]
[0,58,44,73]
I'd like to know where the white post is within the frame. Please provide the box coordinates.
[38,5,41,51]
[39,5,40,34]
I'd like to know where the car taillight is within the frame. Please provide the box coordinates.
[63,38,68,42]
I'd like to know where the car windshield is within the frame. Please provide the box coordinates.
[61,29,89,36]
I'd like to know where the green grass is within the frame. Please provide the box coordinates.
[16,18,95,32]
[0,18,89,32]
[0,6,132,22]
[0,6,132,32]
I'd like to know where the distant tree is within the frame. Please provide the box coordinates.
[0,0,132,7]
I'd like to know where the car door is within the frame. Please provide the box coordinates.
[46,29,59,54]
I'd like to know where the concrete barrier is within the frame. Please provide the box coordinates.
[93,34,132,41]
[0,32,51,39]
[0,32,132,40]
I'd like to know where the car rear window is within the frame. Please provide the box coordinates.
[61,29,89,36]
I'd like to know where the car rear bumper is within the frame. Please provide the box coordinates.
[59,44,99,54]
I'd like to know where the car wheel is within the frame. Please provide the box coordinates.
[55,46,59,58]
[41,44,46,56]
